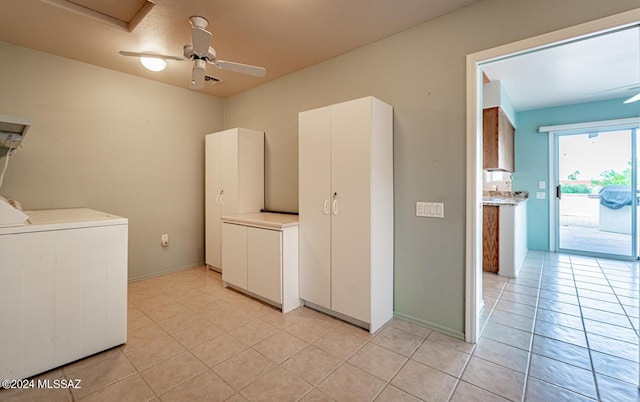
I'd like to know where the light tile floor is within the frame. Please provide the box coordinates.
[1,251,638,401]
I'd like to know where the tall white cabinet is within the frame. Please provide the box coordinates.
[298,96,394,333]
[205,128,264,271]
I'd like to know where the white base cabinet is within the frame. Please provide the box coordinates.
[0,208,128,380]
[205,128,264,271]
[298,96,394,333]
[221,213,300,313]
[498,202,528,278]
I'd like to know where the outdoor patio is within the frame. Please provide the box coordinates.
[559,194,635,257]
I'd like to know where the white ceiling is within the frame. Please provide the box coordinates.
[482,25,640,111]
[0,0,483,98]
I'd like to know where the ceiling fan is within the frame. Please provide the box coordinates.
[119,16,266,89]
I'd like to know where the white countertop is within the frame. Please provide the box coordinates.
[0,208,127,235]
[221,212,299,230]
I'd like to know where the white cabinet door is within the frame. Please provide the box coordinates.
[298,106,332,309]
[330,98,372,323]
[298,97,393,332]
[237,131,265,213]
[248,227,282,304]
[205,133,223,268]
[206,129,264,270]
[221,223,247,288]
[220,130,239,217]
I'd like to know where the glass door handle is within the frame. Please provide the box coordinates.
[556,185,562,200]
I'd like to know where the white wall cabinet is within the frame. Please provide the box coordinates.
[221,213,300,313]
[298,96,394,333]
[0,209,127,380]
[205,128,264,271]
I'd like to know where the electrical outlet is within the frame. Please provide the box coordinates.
[161,234,169,247]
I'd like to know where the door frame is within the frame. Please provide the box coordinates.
[546,121,640,260]
[464,9,640,343]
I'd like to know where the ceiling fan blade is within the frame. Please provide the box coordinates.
[191,26,212,57]
[119,50,184,61]
[190,61,206,89]
[213,60,266,77]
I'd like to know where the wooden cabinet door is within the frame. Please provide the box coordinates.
[483,107,514,171]
[248,227,282,303]
[298,107,332,309]
[330,98,372,323]
[221,223,248,288]
[498,108,514,172]
[482,205,499,273]
[482,107,500,170]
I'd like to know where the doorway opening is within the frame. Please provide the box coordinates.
[465,9,640,343]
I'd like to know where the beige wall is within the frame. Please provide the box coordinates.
[0,42,225,280]
[224,0,640,336]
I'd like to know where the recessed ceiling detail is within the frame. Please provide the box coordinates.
[39,0,154,32]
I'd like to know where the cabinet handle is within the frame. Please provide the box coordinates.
[220,191,224,205]
[323,200,330,215]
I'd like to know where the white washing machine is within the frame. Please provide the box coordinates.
[0,208,128,380]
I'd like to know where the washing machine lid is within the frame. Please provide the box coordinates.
[0,208,127,234]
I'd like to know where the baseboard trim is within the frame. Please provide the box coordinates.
[128,262,205,282]
[393,311,466,341]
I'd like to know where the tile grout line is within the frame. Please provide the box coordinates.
[520,256,545,402]
[595,257,640,337]
[569,256,602,402]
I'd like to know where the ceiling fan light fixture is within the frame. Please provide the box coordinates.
[623,92,640,104]
[140,57,167,72]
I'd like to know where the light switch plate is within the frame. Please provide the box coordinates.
[538,181,546,189]
[536,192,546,199]
[416,201,444,218]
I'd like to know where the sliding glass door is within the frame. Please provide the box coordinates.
[556,128,637,259]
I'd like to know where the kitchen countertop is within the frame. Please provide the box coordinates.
[483,191,529,206]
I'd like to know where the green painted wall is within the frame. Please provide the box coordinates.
[224,1,640,337]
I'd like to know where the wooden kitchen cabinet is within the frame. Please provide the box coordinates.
[483,107,514,171]
[482,205,499,273]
